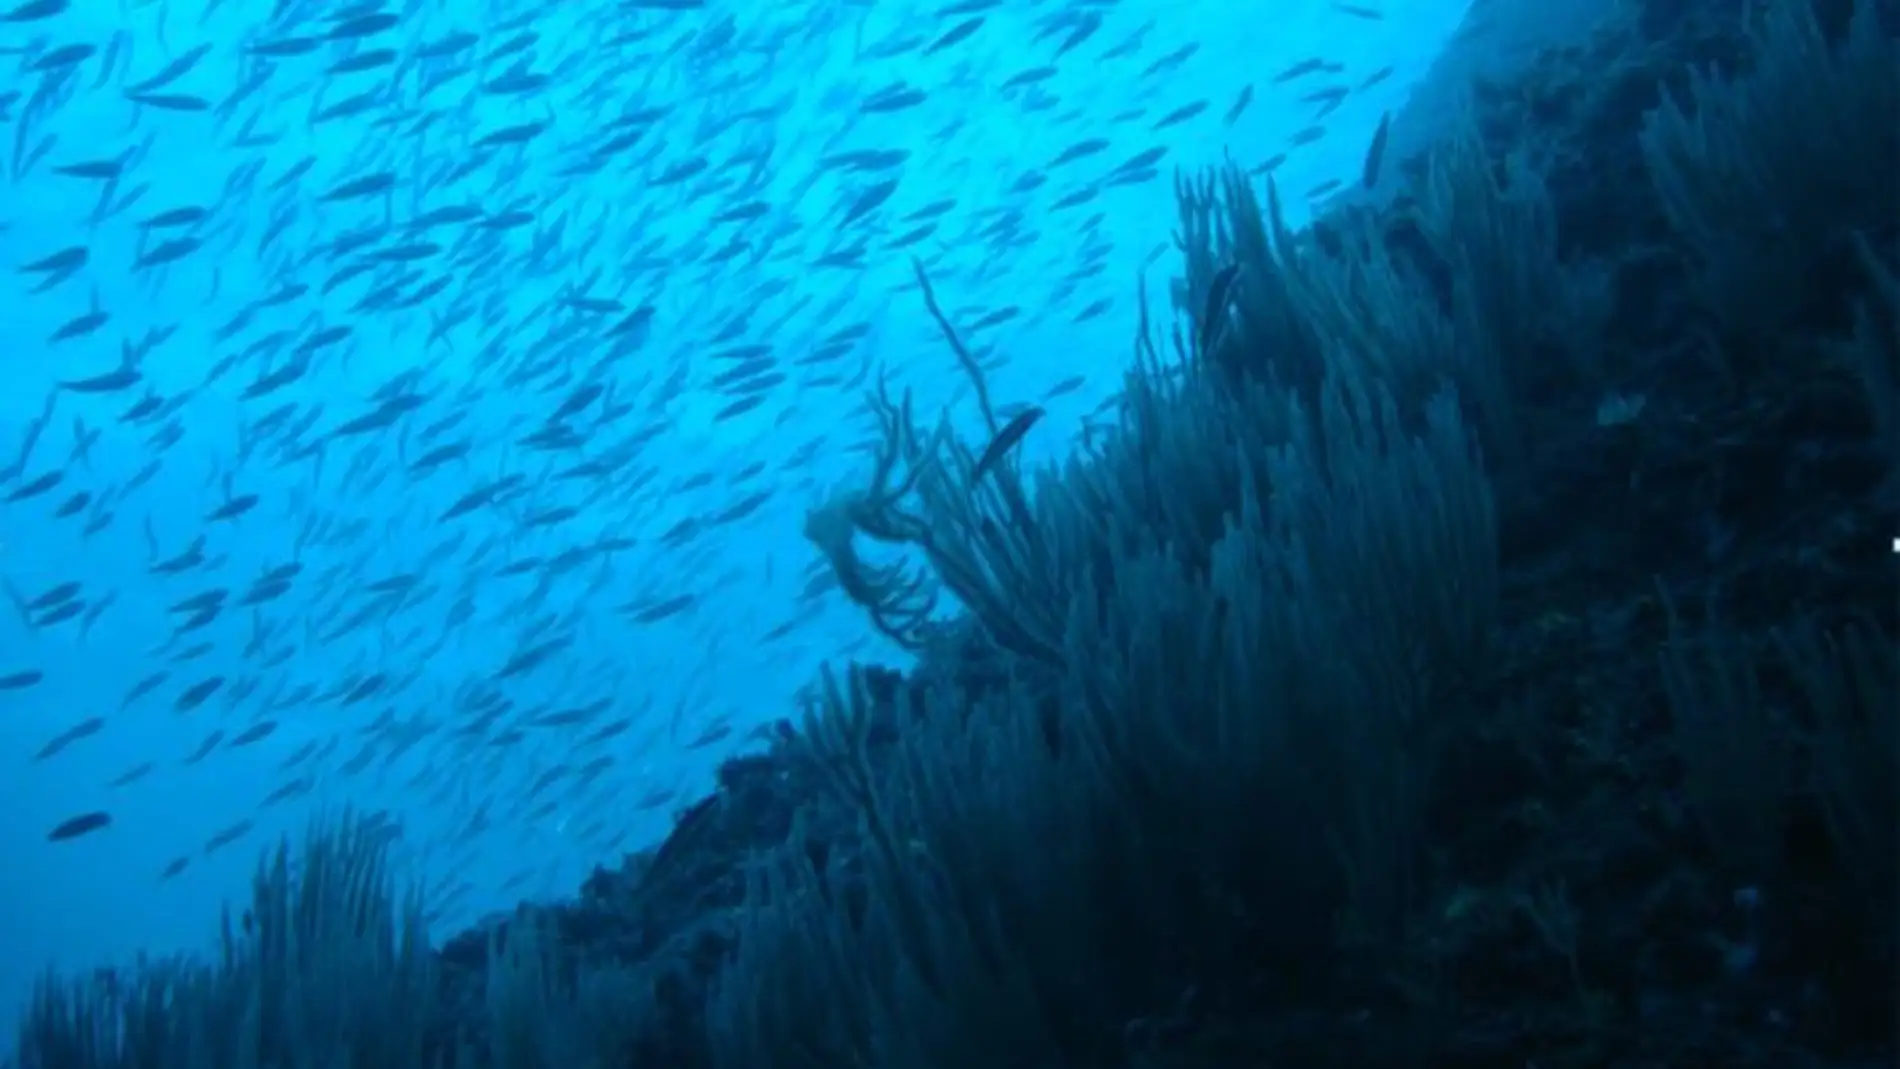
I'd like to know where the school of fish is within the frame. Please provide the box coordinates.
[0,0,1431,992]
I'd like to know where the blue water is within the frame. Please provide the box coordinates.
[0,0,1473,1039]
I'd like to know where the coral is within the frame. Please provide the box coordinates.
[1638,0,1899,347]
[743,135,1504,1069]
[1837,234,1899,464]
[480,912,651,1069]
[15,812,440,1069]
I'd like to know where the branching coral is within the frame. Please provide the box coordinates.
[801,479,939,652]
[1839,233,1899,467]
[15,812,440,1069]
[1639,0,1899,344]
[483,911,650,1069]
[1414,124,1610,439]
[799,263,1074,669]
[747,137,1509,1066]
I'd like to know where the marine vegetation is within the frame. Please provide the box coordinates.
[8,0,1898,1066]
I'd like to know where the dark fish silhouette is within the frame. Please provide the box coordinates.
[971,406,1044,486]
[48,811,111,841]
